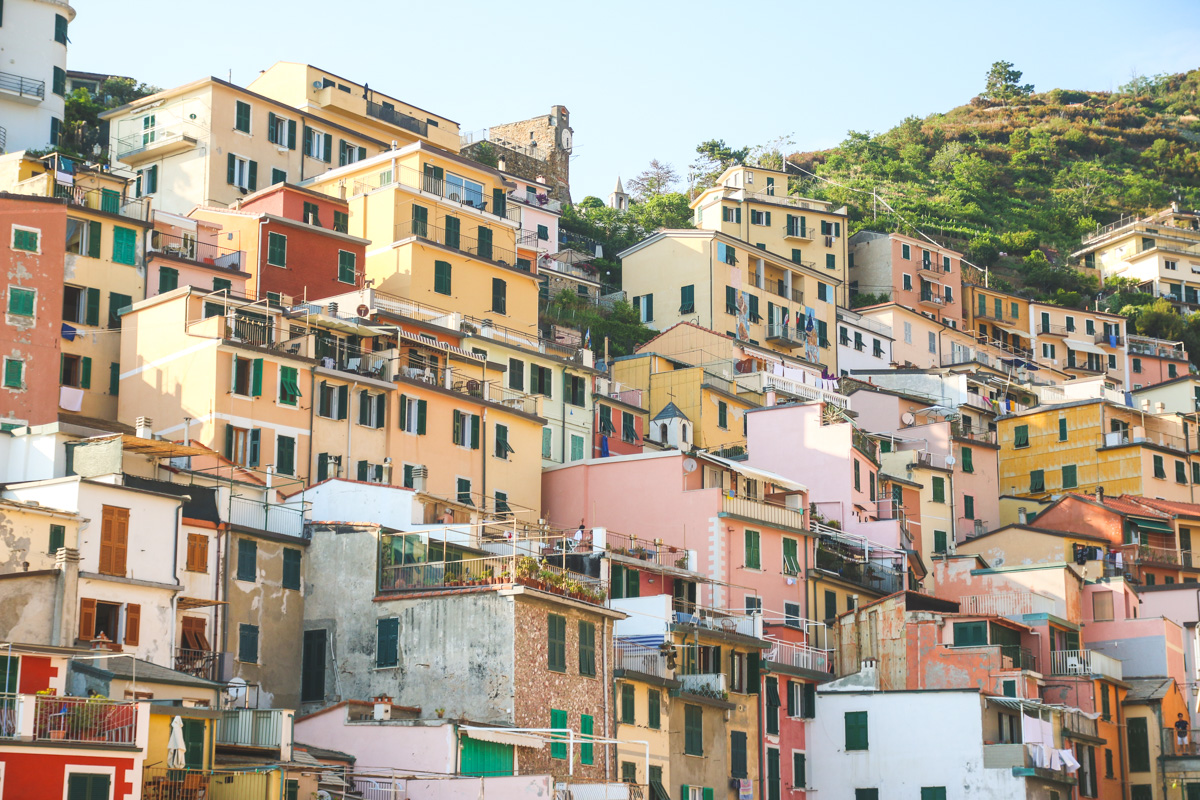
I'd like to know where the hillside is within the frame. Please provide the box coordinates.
[788,67,1200,302]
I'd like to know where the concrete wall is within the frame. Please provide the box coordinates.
[0,0,73,152]
[295,711,457,774]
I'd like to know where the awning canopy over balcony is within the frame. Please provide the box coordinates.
[703,452,806,493]
[1065,338,1106,356]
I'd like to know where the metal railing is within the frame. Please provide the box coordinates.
[999,645,1038,672]
[951,422,998,444]
[764,639,831,674]
[33,695,137,745]
[174,647,221,681]
[615,640,668,678]
[721,495,807,530]
[765,322,808,346]
[216,708,285,750]
[815,542,905,595]
[53,182,150,221]
[366,101,428,136]
[1162,727,1200,758]
[379,554,608,605]
[142,768,274,800]
[149,231,243,270]
[678,672,727,700]
[1037,322,1069,336]
[1121,542,1184,566]
[467,316,580,359]
[674,606,763,639]
[349,162,520,224]
[394,220,520,267]
[0,694,16,738]
[510,190,563,213]
[222,314,275,347]
[542,258,600,282]
[734,369,851,409]
[606,530,692,570]
[0,126,6,153]
[228,496,306,538]
[957,592,1057,619]
[731,187,829,211]
[1049,649,1123,681]
[0,70,45,99]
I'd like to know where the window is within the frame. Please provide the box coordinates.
[60,353,91,389]
[185,533,208,572]
[817,283,831,303]
[634,293,653,322]
[1177,460,1189,484]
[579,621,596,676]
[648,689,661,729]
[793,752,806,790]
[953,620,987,646]
[934,530,947,554]
[357,389,385,429]
[493,423,514,460]
[1170,363,1178,378]
[566,374,586,407]
[1063,464,1078,489]
[745,530,761,569]
[266,232,287,267]
[99,505,129,576]
[434,260,452,295]
[782,538,800,575]
[455,477,472,505]
[234,100,251,133]
[266,111,294,149]
[110,225,137,266]
[227,153,257,190]
[238,623,259,663]
[901,243,911,260]
[961,445,974,474]
[317,381,348,420]
[2,358,23,389]
[542,428,552,459]
[731,730,748,777]
[282,547,302,590]
[1013,424,1029,448]
[375,617,399,668]
[845,711,869,750]
[278,365,300,406]
[1104,748,1114,778]
[135,165,158,196]
[680,284,695,314]
[921,789,947,800]
[1154,455,1166,479]
[66,775,111,800]
[932,476,945,503]
[1030,469,1045,493]
[684,704,703,755]
[1128,717,1150,772]
[964,495,975,520]
[856,792,879,800]
[304,126,332,162]
[333,210,349,234]
[65,218,100,259]
[902,273,912,291]
[491,278,507,314]
[158,266,179,292]
[452,411,481,449]
[621,684,635,723]
[231,355,263,397]
[275,434,296,476]
[543,707,568,760]
[570,434,585,462]
[750,209,770,226]
[765,676,780,735]
[338,140,366,167]
[824,590,837,619]
[236,538,257,582]
[928,330,937,354]
[826,253,836,270]
[548,613,566,672]
[47,523,66,554]
[332,250,356,284]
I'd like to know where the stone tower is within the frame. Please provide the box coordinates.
[460,105,574,203]
[608,177,629,211]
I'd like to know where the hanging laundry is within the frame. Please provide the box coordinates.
[59,386,84,412]
[1059,749,1080,772]
[61,324,77,341]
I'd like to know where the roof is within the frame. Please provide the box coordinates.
[961,523,1111,545]
[1123,677,1175,704]
[703,453,806,493]
[652,402,689,422]
[71,656,223,691]
[294,742,356,764]
[1056,492,1173,520]
[1118,496,1200,520]
[613,177,625,194]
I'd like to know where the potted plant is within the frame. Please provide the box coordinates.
[480,566,495,584]
[435,708,446,719]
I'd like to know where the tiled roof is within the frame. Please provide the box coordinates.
[1063,492,1172,519]
[1119,496,1200,520]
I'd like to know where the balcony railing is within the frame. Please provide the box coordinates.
[764,639,832,674]
[674,607,763,639]
[815,542,905,595]
[467,316,581,360]
[1121,542,1184,566]
[957,592,1057,619]
[606,530,693,570]
[510,191,563,214]
[919,291,947,307]
[1162,727,1200,758]
[150,231,243,270]
[728,186,829,212]
[349,162,520,224]
[394,220,520,267]
[721,495,807,531]
[1095,332,1125,346]
[228,496,306,538]
[1049,649,1123,681]
[379,554,608,605]
[678,672,727,700]
[852,427,879,465]
[734,369,850,409]
[53,182,151,221]
[765,322,808,347]
[366,101,428,136]
[615,640,668,678]
[0,70,45,99]
[216,708,285,750]
[951,422,998,444]
[1038,322,1069,336]
[33,695,138,745]
[174,647,221,681]
[143,767,275,800]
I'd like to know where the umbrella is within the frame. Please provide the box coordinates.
[167,715,187,769]
[551,248,591,265]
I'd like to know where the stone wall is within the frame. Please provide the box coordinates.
[461,107,573,204]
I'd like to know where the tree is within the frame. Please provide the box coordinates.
[982,60,1034,106]
[691,139,750,193]
[63,77,160,160]
[626,192,694,233]
[626,159,680,200]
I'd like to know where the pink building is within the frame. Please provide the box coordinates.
[145,210,248,297]
[848,231,964,328]
[542,449,814,620]
[1127,335,1190,389]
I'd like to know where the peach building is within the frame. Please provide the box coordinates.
[848,231,965,328]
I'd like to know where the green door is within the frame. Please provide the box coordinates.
[1186,785,1200,800]
[182,718,206,769]
[460,736,514,776]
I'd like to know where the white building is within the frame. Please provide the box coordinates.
[836,309,893,375]
[811,665,1083,799]
[0,0,75,153]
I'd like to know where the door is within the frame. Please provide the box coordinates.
[301,629,327,703]
[1183,529,1193,568]
[182,718,206,769]
[460,736,514,777]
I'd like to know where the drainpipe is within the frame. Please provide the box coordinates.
[757,667,766,800]
[347,381,358,478]
[256,218,267,301]
[481,407,488,507]
[307,367,317,481]
[602,617,611,781]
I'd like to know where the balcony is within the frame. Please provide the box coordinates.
[228,496,306,538]
[918,291,947,309]
[615,640,669,678]
[115,127,200,166]
[957,592,1058,620]
[379,553,608,605]
[733,369,851,409]
[674,606,763,640]
[143,767,276,800]
[216,708,290,752]
[29,694,138,745]
[678,672,727,700]
[983,743,1029,769]
[765,322,808,348]
[174,647,221,681]
[606,530,693,570]
[722,186,830,212]
[1162,727,1200,760]
[815,538,905,596]
[541,258,601,284]
[0,70,45,103]
[852,427,879,465]
[721,495,807,531]
[366,100,428,137]
[784,224,814,241]
[394,220,521,268]
[149,231,243,271]
[349,162,520,224]
[1049,649,1123,681]
[53,182,151,222]
[510,190,563,214]
[1094,331,1125,346]
[951,422,998,444]
[1120,542,1187,567]
[1037,323,1069,337]
[764,638,832,674]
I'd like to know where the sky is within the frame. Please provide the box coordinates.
[69,0,1200,201]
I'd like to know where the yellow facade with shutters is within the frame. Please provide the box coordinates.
[0,151,148,420]
[619,230,839,374]
[997,400,1199,502]
[305,144,539,327]
[964,285,1031,350]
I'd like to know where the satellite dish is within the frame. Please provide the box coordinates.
[683,458,698,473]
[312,80,323,89]
[945,455,957,467]
[901,412,915,426]
[224,677,247,708]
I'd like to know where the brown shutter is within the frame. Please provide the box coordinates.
[98,508,115,574]
[124,603,141,646]
[79,598,96,640]
[112,507,129,575]
[196,534,209,571]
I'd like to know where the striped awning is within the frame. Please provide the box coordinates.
[462,727,544,749]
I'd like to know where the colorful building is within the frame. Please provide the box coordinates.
[963,285,1033,362]
[848,230,965,328]
[1127,335,1191,390]
[835,308,893,375]
[145,209,249,298]
[1029,300,1127,387]
[0,0,75,153]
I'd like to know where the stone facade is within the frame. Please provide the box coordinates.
[462,106,573,204]
[512,592,615,781]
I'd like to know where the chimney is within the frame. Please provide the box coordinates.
[372,695,392,721]
[1155,402,1165,413]
[135,417,153,439]
[765,389,777,408]
[1017,507,1028,525]
[1095,486,1104,502]
[328,301,338,317]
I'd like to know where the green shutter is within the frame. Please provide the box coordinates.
[579,621,595,676]
[953,621,987,646]
[648,689,661,729]
[470,414,480,450]
[79,356,91,389]
[477,226,493,260]
[85,287,100,325]
[550,708,567,759]
[932,476,945,503]
[109,362,119,395]
[445,215,460,249]
[112,227,136,265]
[238,624,259,663]
[287,120,297,150]
[158,266,179,292]
[247,160,258,191]
[376,617,399,667]
[684,705,703,755]
[417,400,427,435]
[434,260,451,294]
[227,152,237,185]
[934,530,947,553]
[237,538,256,581]
[322,133,333,163]
[1063,464,1078,489]
[845,711,869,750]
[1128,717,1149,772]
[580,714,594,764]
[962,446,973,473]
[248,428,260,466]
[267,111,278,143]
[278,435,295,475]
[235,101,251,133]
[964,495,974,519]
[251,358,263,397]
[1030,469,1045,493]
[622,684,635,723]
[1014,424,1029,447]
[548,614,566,672]
[1059,418,1068,441]
[282,547,301,590]
[87,220,102,258]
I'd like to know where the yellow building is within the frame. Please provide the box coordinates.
[1072,205,1200,313]
[304,144,539,328]
[247,62,461,153]
[997,399,1199,502]
[101,76,388,215]
[1028,301,1128,388]
[117,288,546,515]
[0,150,150,420]
[691,165,849,305]
[963,286,1032,360]
[618,230,840,374]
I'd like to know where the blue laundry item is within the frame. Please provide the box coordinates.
[61,324,76,341]
[600,436,610,458]
[1109,334,1118,347]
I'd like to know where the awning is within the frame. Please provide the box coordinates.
[986,320,1027,337]
[461,727,544,749]
[1132,518,1174,534]
[1065,339,1106,356]
[116,435,212,459]
[703,452,807,493]
[177,597,228,610]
